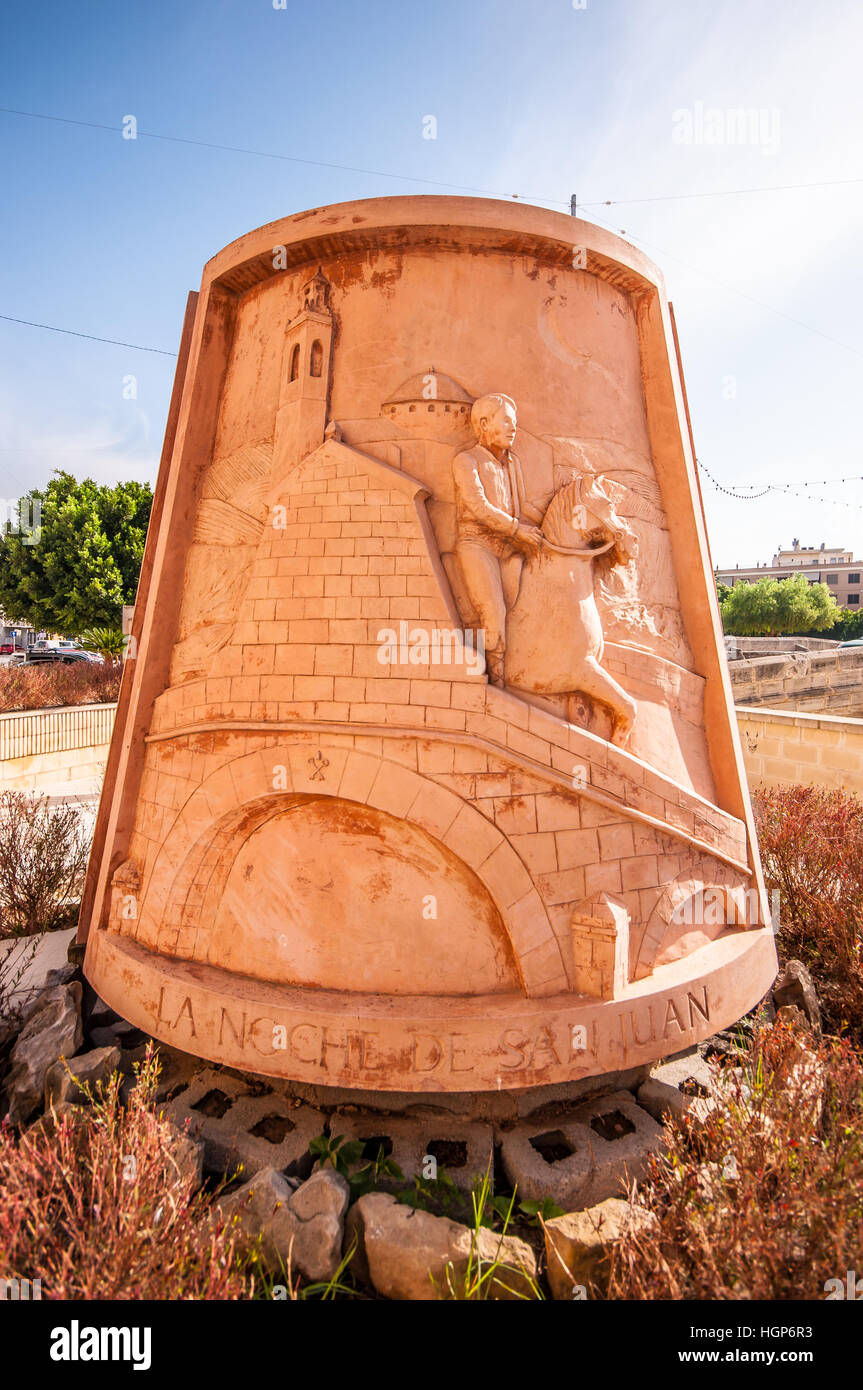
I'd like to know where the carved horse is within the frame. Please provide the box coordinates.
[504,472,638,745]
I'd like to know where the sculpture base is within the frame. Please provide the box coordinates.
[86,926,777,1092]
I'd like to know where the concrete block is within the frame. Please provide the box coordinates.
[328,1112,493,1191]
[500,1090,665,1212]
[165,1067,325,1182]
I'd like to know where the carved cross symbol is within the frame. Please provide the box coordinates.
[309,750,329,781]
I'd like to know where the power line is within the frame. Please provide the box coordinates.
[7,105,862,213]
[588,208,863,360]
[580,175,863,208]
[0,106,571,209]
[3,105,862,364]
[0,313,176,355]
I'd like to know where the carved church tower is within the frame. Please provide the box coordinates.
[275,267,334,470]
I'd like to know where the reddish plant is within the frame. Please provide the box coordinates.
[0,1050,256,1299]
[753,784,863,1045]
[607,1024,863,1300]
[0,662,120,713]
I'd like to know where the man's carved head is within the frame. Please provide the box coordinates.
[471,394,517,452]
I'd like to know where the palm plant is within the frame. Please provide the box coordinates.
[79,627,126,663]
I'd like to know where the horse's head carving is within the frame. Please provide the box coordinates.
[541,472,637,565]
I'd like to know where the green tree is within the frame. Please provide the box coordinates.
[720,575,839,636]
[0,473,152,634]
[715,578,731,605]
[822,605,863,641]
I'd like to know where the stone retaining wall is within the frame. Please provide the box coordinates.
[736,705,863,793]
[0,703,115,795]
[729,647,863,714]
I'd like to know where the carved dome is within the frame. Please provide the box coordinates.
[380,368,473,441]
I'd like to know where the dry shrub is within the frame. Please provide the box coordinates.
[753,784,863,1045]
[0,935,40,1026]
[0,1049,255,1299]
[0,792,91,936]
[0,661,120,713]
[607,1024,863,1300]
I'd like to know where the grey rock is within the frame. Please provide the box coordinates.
[27,1099,89,1140]
[695,1154,739,1202]
[637,1077,715,1126]
[650,1053,713,1093]
[162,1121,205,1193]
[772,960,821,1036]
[44,964,79,988]
[3,982,83,1126]
[44,1044,122,1107]
[345,1192,537,1300]
[89,1020,149,1050]
[218,1166,349,1282]
[776,1003,808,1029]
[700,1034,739,1060]
[66,940,86,968]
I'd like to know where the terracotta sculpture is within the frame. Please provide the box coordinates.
[78,197,777,1092]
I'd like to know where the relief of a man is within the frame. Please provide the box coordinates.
[452,394,544,687]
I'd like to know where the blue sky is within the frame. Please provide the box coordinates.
[1,0,862,568]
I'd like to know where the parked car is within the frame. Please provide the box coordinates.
[0,642,15,655]
[25,648,98,665]
[838,639,863,648]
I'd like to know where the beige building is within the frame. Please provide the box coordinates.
[716,539,862,609]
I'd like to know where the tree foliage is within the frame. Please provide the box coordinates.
[719,574,839,636]
[0,472,152,634]
[823,605,863,641]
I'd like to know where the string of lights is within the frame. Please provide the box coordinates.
[697,459,863,510]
